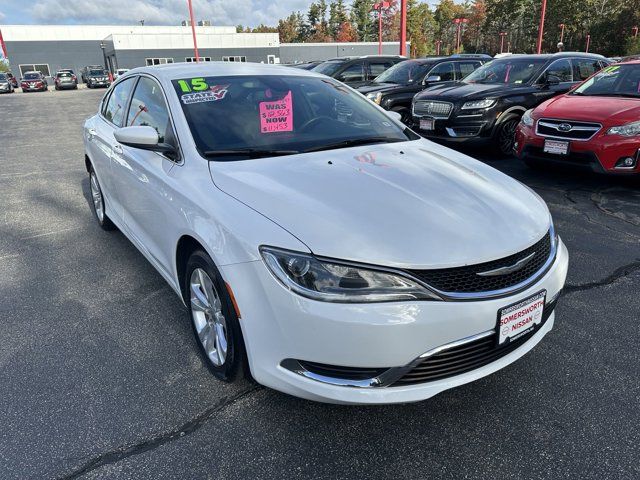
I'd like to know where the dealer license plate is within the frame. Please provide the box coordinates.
[543,139,569,155]
[420,118,434,131]
[496,291,546,345]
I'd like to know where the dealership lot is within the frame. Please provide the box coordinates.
[0,89,639,479]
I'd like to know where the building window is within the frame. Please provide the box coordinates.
[185,57,212,62]
[145,58,174,66]
[222,56,246,62]
[19,64,51,77]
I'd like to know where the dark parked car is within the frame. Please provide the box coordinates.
[0,72,15,93]
[85,68,111,88]
[357,55,490,125]
[54,71,78,90]
[412,52,610,155]
[21,71,48,92]
[285,61,322,70]
[6,72,19,88]
[81,65,104,83]
[312,55,406,88]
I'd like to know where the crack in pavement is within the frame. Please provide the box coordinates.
[56,385,263,480]
[564,260,640,295]
[591,189,640,228]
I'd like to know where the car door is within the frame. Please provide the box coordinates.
[572,58,603,84]
[335,62,366,88]
[425,61,456,84]
[87,76,136,224]
[112,75,181,274]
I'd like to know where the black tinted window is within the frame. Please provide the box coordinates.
[458,61,481,78]
[24,73,40,80]
[369,62,393,78]
[428,62,455,81]
[127,77,170,143]
[544,59,573,82]
[573,59,601,81]
[103,78,135,127]
[337,64,365,82]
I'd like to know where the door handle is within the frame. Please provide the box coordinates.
[112,144,123,155]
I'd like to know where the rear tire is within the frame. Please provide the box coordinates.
[88,167,115,231]
[185,250,247,382]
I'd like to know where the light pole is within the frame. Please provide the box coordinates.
[435,40,442,56]
[499,32,507,54]
[399,0,407,56]
[558,23,565,43]
[453,18,468,54]
[187,0,200,62]
[372,2,390,55]
[536,0,547,54]
[585,34,590,53]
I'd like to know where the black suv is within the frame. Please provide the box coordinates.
[357,54,490,125]
[85,68,111,88]
[312,55,406,88]
[411,52,610,155]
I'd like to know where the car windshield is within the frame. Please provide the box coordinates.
[464,58,547,85]
[571,64,640,98]
[24,73,40,80]
[173,75,414,160]
[374,60,432,85]
[312,61,344,76]
[90,70,105,76]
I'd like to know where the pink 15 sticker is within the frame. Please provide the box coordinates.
[259,91,293,134]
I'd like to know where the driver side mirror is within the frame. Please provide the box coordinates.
[543,74,561,86]
[424,75,441,85]
[114,126,178,158]
[386,111,403,123]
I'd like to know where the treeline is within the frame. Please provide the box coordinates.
[236,0,640,57]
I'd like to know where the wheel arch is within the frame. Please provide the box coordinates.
[84,154,92,173]
[491,106,525,136]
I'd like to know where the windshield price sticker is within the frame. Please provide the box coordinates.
[259,91,293,133]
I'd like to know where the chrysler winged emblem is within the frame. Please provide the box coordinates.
[476,252,536,277]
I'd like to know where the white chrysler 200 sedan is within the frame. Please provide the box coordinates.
[83,63,568,404]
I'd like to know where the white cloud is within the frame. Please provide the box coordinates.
[27,0,313,27]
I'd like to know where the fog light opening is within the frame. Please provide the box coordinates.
[614,156,637,169]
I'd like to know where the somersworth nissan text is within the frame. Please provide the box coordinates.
[83,63,568,404]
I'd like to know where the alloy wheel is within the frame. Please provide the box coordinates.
[190,268,228,367]
[499,119,518,155]
[90,172,104,222]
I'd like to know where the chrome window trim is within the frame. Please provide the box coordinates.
[536,118,602,141]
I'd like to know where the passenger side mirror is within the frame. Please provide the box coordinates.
[424,75,441,84]
[114,126,178,157]
[543,74,561,86]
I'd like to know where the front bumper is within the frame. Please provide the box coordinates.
[412,108,500,144]
[222,239,569,404]
[516,124,640,175]
[0,84,11,92]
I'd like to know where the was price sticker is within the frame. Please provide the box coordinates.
[259,91,293,133]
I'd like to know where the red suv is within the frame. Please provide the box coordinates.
[516,61,640,174]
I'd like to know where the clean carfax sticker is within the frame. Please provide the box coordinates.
[181,85,229,105]
[259,91,293,133]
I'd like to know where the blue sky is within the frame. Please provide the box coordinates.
[0,0,441,28]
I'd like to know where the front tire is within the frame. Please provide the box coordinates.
[185,250,246,382]
[89,168,115,230]
[494,116,520,157]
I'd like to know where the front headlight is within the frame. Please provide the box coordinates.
[461,99,496,110]
[607,120,640,137]
[260,247,441,303]
[521,109,534,127]
[366,92,382,105]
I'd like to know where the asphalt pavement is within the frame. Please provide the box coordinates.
[0,88,638,480]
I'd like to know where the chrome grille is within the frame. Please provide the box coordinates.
[536,118,601,141]
[413,100,453,119]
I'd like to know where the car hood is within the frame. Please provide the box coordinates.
[417,82,532,101]
[535,94,640,124]
[209,140,550,269]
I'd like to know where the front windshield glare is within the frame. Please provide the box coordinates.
[464,58,547,85]
[572,64,640,97]
[374,60,431,84]
[173,75,413,159]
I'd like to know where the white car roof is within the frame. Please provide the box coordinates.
[126,62,320,81]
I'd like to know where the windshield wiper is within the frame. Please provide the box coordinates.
[303,137,403,153]
[203,148,299,159]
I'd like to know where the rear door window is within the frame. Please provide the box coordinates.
[368,61,393,79]
[337,63,365,83]
[456,61,482,79]
[544,59,573,82]
[126,77,171,143]
[572,59,601,81]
